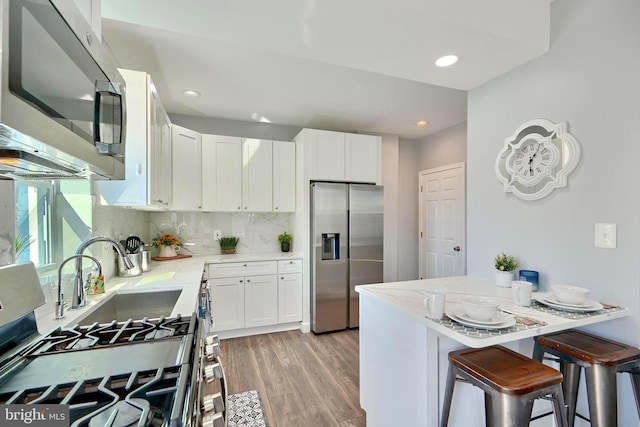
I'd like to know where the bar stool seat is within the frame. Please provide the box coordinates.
[533,329,640,427]
[440,345,567,427]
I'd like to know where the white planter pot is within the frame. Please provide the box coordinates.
[158,245,177,258]
[495,270,514,288]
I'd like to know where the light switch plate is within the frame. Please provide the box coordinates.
[594,223,616,249]
[213,230,222,240]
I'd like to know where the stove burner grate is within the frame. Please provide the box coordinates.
[29,316,193,356]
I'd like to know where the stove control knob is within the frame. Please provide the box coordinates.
[204,362,224,382]
[205,342,221,360]
[202,412,225,427]
[202,392,225,413]
[205,335,220,346]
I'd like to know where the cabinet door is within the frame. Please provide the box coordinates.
[244,275,278,328]
[273,141,296,212]
[278,273,302,323]
[307,130,345,181]
[345,134,381,184]
[171,125,202,211]
[149,89,162,207]
[210,277,245,331]
[158,109,172,207]
[202,135,242,211]
[242,139,273,212]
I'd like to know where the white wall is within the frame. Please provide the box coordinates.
[418,122,467,171]
[169,113,301,141]
[381,135,400,282]
[397,139,420,280]
[468,0,640,423]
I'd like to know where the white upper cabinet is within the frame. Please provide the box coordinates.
[242,139,273,212]
[306,129,345,181]
[94,69,171,210]
[201,136,295,212]
[273,141,296,212]
[171,125,202,211]
[345,133,381,183]
[202,135,242,212]
[71,0,101,41]
[297,128,381,184]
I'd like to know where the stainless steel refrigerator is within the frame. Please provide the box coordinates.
[311,182,384,333]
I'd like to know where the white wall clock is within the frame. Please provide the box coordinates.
[495,119,581,201]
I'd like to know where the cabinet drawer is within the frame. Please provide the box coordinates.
[277,259,302,274]
[208,261,277,279]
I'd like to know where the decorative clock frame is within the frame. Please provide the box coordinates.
[495,119,581,201]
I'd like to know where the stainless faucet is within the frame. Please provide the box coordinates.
[72,237,135,310]
[55,254,102,320]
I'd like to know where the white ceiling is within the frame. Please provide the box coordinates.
[101,0,551,139]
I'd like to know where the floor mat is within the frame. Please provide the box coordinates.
[228,389,268,427]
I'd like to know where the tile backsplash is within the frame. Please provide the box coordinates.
[149,211,293,255]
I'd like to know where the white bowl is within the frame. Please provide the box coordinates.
[551,285,589,305]
[462,297,499,321]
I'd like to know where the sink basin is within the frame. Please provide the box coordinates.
[74,289,182,325]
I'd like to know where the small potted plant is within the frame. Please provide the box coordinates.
[219,236,239,254]
[152,233,182,258]
[494,252,518,287]
[278,232,292,253]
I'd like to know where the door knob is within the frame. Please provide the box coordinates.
[453,246,461,252]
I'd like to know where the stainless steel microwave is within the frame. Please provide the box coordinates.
[0,0,126,180]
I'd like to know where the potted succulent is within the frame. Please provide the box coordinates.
[219,236,239,254]
[494,252,518,287]
[278,232,292,253]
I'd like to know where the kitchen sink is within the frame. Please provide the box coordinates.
[74,289,182,325]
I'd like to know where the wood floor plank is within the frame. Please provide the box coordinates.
[221,329,364,426]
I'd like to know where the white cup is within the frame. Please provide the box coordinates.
[424,290,446,320]
[512,281,533,306]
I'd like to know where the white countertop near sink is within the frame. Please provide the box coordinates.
[36,252,302,334]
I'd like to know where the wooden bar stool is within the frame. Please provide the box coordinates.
[441,345,568,427]
[533,329,640,427]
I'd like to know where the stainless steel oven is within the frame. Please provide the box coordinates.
[0,0,126,179]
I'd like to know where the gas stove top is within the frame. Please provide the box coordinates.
[0,314,200,427]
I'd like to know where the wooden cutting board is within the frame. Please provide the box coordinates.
[151,254,193,261]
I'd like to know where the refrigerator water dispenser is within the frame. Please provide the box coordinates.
[322,233,340,260]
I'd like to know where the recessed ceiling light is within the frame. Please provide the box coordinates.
[182,89,200,97]
[416,120,429,127]
[435,55,458,67]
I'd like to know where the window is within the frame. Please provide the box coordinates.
[15,180,92,274]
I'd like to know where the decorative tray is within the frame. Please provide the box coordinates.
[151,254,193,261]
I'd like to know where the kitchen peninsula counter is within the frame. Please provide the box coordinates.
[356,276,629,427]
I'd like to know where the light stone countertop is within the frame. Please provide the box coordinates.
[36,252,302,335]
[356,275,630,348]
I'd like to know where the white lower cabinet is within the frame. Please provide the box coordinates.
[244,275,278,328]
[208,259,302,333]
[209,277,245,331]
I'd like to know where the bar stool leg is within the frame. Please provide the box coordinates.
[440,365,457,427]
[550,383,569,427]
[629,369,640,418]
[584,364,617,427]
[560,361,581,427]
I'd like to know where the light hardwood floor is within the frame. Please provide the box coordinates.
[220,329,366,427]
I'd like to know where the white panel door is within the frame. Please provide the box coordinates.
[308,129,345,181]
[244,275,278,328]
[278,273,303,323]
[171,125,202,211]
[345,134,381,184]
[242,139,273,212]
[210,277,245,331]
[273,140,296,212]
[419,163,466,279]
[201,135,242,211]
